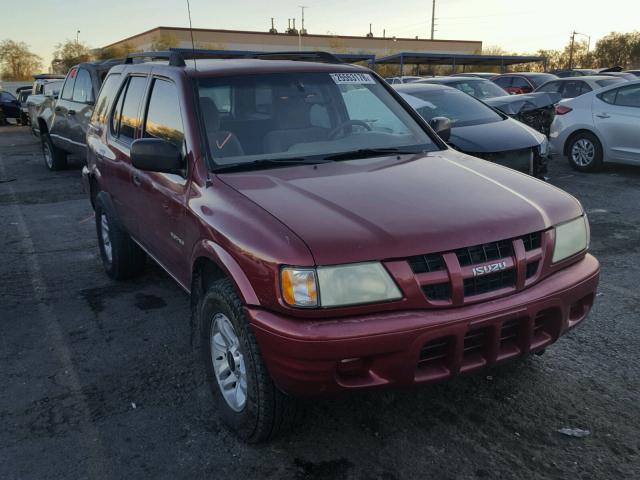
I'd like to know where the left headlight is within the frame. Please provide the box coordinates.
[538,137,550,157]
[281,262,402,308]
[552,216,589,263]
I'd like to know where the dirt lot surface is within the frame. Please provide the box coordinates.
[1,126,638,479]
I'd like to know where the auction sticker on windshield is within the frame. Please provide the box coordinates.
[330,73,376,84]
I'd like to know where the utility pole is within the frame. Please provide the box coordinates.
[568,31,590,69]
[298,5,307,50]
[430,0,436,40]
[76,30,80,44]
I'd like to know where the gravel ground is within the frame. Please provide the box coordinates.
[0,126,638,480]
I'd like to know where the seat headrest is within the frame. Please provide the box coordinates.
[200,97,220,131]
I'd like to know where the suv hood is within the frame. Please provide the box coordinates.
[219,152,582,265]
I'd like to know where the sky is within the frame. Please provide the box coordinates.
[2,0,638,68]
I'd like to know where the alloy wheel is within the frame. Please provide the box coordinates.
[211,313,247,412]
[571,138,595,167]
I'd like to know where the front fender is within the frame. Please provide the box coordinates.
[191,239,260,306]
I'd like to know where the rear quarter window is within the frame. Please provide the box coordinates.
[61,68,77,100]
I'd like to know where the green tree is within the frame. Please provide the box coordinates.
[52,40,92,73]
[593,31,640,68]
[0,39,42,80]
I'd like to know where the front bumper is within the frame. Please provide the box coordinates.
[248,254,599,397]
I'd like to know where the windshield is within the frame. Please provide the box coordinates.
[196,72,437,168]
[448,79,508,99]
[399,88,504,128]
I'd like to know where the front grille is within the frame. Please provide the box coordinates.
[455,239,512,267]
[522,232,542,251]
[463,269,516,296]
[526,261,539,278]
[473,148,534,174]
[409,230,545,305]
[408,253,445,274]
[423,283,450,301]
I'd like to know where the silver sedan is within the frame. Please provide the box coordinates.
[549,80,640,171]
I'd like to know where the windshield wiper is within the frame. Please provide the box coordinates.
[213,158,330,173]
[323,147,426,162]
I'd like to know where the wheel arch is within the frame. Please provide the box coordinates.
[563,128,604,157]
[190,240,260,309]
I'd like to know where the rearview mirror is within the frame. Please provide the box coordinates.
[131,138,183,174]
[429,116,451,142]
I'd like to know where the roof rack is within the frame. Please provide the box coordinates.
[124,51,186,67]
[123,49,345,67]
[250,51,343,64]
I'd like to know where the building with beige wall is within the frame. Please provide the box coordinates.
[101,26,482,58]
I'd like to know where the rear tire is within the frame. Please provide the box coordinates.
[198,278,301,443]
[41,133,67,171]
[566,132,603,172]
[95,194,146,280]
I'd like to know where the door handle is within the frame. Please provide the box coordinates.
[596,113,610,119]
[68,109,76,116]
[132,174,142,187]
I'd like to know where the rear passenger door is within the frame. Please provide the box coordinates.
[50,67,77,151]
[133,76,190,282]
[66,67,95,157]
[106,75,149,234]
[593,84,640,163]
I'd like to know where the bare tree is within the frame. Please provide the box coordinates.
[0,39,42,80]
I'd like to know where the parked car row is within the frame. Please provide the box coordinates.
[394,83,549,178]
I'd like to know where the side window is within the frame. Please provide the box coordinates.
[537,81,560,93]
[614,85,640,107]
[143,78,184,148]
[110,76,147,142]
[598,89,617,105]
[511,77,531,88]
[493,77,511,88]
[562,81,584,98]
[92,73,121,124]
[61,68,77,100]
[72,68,93,103]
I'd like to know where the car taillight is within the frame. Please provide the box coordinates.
[555,105,573,115]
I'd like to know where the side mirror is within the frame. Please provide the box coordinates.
[131,138,183,174]
[429,116,451,142]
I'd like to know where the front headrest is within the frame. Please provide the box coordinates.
[199,97,220,131]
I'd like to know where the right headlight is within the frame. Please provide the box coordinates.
[552,215,589,263]
[280,262,402,308]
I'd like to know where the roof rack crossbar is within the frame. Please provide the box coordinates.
[125,51,186,67]
[249,51,343,64]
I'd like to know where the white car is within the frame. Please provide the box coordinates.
[549,80,640,171]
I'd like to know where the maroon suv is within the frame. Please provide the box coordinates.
[83,52,599,442]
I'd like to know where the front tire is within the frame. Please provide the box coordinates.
[198,278,300,443]
[95,194,146,280]
[41,133,67,171]
[567,132,603,172]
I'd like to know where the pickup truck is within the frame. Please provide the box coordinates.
[31,59,120,170]
[83,51,600,443]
